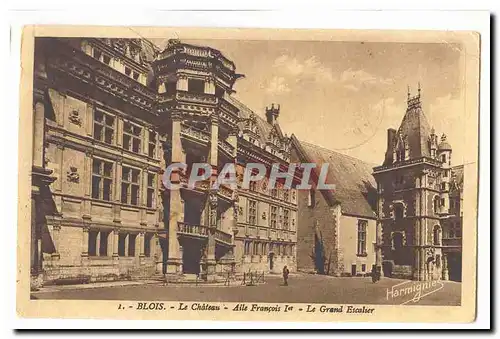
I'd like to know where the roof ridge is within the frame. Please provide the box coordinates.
[299,140,377,167]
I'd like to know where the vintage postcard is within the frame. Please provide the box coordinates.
[17,25,480,323]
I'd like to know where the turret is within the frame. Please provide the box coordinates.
[438,133,452,167]
[429,127,439,159]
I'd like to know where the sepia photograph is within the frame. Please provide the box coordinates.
[16,25,481,323]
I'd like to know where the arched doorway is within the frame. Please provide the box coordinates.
[269,252,275,271]
[448,253,462,282]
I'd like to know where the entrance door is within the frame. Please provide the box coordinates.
[269,253,274,270]
[351,264,357,277]
[448,253,462,282]
[182,242,202,275]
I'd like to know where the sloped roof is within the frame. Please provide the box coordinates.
[296,140,377,219]
[226,96,274,146]
[397,98,433,159]
[140,38,160,63]
[450,165,464,192]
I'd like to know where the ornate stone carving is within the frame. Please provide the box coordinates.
[69,110,82,126]
[262,212,267,220]
[67,166,80,183]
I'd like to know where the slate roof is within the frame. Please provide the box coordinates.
[226,96,275,146]
[294,139,377,219]
[450,165,464,192]
[397,99,433,159]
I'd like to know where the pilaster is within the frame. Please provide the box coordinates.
[112,229,119,260]
[166,117,184,274]
[33,101,46,168]
[81,226,89,258]
[51,224,61,260]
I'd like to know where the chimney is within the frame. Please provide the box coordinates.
[385,128,397,164]
[265,103,280,125]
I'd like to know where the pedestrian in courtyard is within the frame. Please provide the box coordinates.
[283,265,290,286]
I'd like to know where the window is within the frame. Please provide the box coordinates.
[441,154,446,163]
[215,85,224,97]
[283,209,290,230]
[93,48,102,60]
[99,231,110,257]
[125,67,132,76]
[144,233,152,257]
[441,183,447,191]
[443,170,449,178]
[433,226,442,245]
[123,121,142,153]
[393,232,404,251]
[132,71,140,81]
[93,110,115,144]
[147,173,156,208]
[270,206,277,228]
[187,79,205,94]
[165,81,176,95]
[433,196,440,213]
[148,131,157,158]
[244,241,251,255]
[121,167,140,206]
[440,198,445,207]
[253,242,259,256]
[307,190,315,207]
[118,233,127,256]
[448,228,455,239]
[128,234,137,256]
[271,188,278,198]
[92,159,113,201]
[261,243,266,255]
[394,204,404,220]
[357,220,367,255]
[283,189,289,202]
[248,200,257,225]
[102,54,111,65]
[88,230,98,256]
[362,264,366,272]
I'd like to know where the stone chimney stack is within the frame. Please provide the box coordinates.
[385,128,397,164]
[265,103,280,125]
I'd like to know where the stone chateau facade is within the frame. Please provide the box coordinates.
[373,88,463,281]
[31,37,297,286]
[29,37,463,287]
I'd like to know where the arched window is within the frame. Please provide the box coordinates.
[392,232,404,251]
[433,196,440,214]
[394,204,404,220]
[433,225,442,245]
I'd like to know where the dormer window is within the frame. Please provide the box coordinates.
[93,48,102,60]
[215,85,224,97]
[103,55,111,65]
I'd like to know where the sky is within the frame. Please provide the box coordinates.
[152,38,466,166]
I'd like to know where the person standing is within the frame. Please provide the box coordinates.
[283,265,290,286]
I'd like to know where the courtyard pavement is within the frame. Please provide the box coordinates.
[31,273,461,306]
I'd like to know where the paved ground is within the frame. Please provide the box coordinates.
[32,274,461,306]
